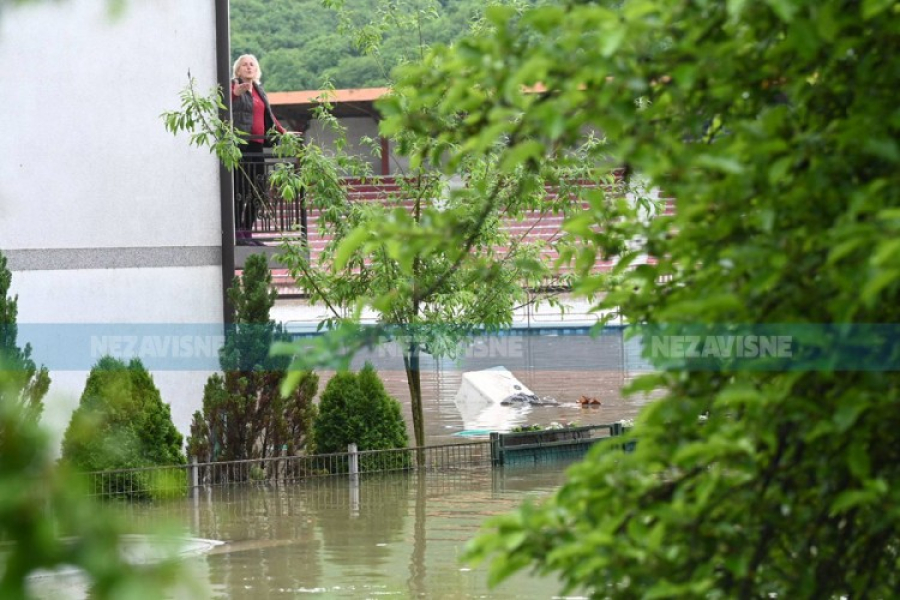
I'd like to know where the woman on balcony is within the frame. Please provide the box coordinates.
[231,54,285,246]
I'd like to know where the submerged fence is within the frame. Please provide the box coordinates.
[83,441,492,500]
[82,423,634,500]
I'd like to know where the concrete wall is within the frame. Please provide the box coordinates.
[0,0,223,445]
[305,115,407,175]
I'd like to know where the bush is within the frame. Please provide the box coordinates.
[313,363,409,472]
[61,356,186,500]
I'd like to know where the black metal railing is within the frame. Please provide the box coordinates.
[235,152,307,239]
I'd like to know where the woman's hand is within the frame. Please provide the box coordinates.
[232,81,252,95]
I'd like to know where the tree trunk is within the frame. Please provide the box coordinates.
[403,341,425,465]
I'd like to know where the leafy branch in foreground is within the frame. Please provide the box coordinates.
[163,4,640,452]
[378,0,900,598]
[0,367,197,598]
[160,75,244,171]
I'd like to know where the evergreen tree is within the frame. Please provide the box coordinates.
[0,250,50,442]
[187,253,318,466]
[61,356,185,499]
[313,363,409,472]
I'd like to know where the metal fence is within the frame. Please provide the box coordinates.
[244,158,401,238]
[82,441,492,501]
[244,153,307,237]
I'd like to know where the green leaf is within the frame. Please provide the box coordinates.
[600,28,626,57]
[833,401,866,433]
[863,138,900,162]
[726,0,749,19]
[846,441,871,479]
[876,208,900,221]
[872,238,900,266]
[862,0,896,19]
[500,140,545,172]
[861,269,900,304]
[695,154,745,175]
[830,489,875,514]
[767,156,793,185]
[827,238,866,265]
[764,0,798,22]
[333,226,371,271]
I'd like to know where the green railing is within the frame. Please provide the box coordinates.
[490,423,633,466]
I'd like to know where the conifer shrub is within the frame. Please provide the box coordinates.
[187,254,318,478]
[313,363,410,473]
[61,356,186,500]
[0,250,50,443]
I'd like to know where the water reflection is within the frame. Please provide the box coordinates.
[108,464,590,599]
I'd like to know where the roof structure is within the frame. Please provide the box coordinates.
[268,87,391,123]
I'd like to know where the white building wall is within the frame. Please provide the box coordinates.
[0,0,224,446]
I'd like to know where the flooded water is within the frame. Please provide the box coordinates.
[27,329,657,598]
[323,327,653,445]
[86,465,591,599]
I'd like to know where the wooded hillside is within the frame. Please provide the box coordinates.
[230,0,539,91]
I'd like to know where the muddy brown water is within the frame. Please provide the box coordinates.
[102,466,599,599]
[32,329,657,599]
[320,328,653,444]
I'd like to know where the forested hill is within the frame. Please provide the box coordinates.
[230,0,535,92]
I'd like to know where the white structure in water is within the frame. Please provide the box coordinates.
[0,1,232,441]
[454,366,540,433]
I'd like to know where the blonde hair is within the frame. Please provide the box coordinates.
[232,54,262,83]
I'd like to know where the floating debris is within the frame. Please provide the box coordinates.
[578,395,602,407]
[501,392,560,406]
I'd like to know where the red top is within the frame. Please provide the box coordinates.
[232,81,286,142]
[250,87,266,140]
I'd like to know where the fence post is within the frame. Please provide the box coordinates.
[189,456,199,499]
[348,443,359,476]
[490,432,502,466]
[348,443,360,517]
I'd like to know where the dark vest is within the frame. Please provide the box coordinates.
[231,79,281,144]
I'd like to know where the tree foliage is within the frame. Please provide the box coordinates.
[167,1,597,451]
[0,250,50,443]
[187,254,318,464]
[370,0,900,597]
[271,118,590,447]
[60,356,186,499]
